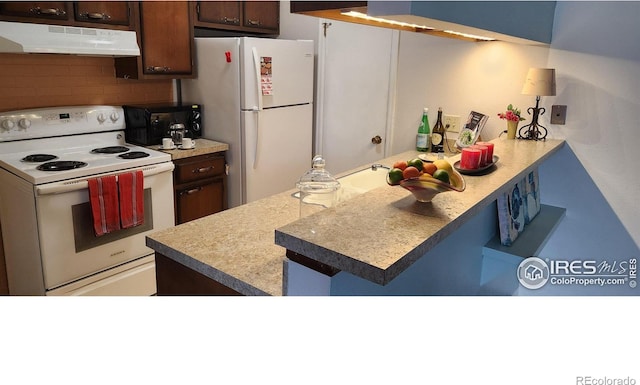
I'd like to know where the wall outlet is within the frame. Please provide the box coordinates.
[443,114,461,133]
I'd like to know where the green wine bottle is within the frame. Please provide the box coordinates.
[416,108,430,152]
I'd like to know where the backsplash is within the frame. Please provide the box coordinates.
[0,54,173,112]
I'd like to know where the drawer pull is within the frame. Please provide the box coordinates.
[79,12,112,20]
[193,166,214,174]
[180,187,202,196]
[146,66,171,73]
[31,7,66,16]
[247,19,261,26]
[222,17,239,24]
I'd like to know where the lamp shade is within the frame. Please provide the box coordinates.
[521,68,556,96]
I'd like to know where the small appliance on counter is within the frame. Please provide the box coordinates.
[122,103,202,146]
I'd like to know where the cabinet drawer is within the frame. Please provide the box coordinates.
[175,179,225,224]
[174,154,225,184]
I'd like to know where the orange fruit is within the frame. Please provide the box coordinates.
[422,162,437,176]
[402,166,421,179]
[393,160,408,171]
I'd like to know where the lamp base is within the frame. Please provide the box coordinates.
[518,122,548,141]
[518,96,548,141]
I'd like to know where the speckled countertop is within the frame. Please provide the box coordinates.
[146,137,564,295]
[275,138,565,286]
[148,138,229,159]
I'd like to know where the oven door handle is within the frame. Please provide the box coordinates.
[35,162,175,196]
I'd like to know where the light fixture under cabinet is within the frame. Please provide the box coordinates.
[341,10,495,42]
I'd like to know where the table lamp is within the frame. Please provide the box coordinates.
[519,68,556,140]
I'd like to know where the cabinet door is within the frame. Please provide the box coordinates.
[73,1,131,28]
[0,1,70,22]
[175,179,225,225]
[139,1,193,76]
[194,1,241,28]
[242,1,279,33]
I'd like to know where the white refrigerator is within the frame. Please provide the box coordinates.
[182,37,314,208]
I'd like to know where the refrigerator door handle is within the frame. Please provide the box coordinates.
[252,109,260,169]
[251,47,263,111]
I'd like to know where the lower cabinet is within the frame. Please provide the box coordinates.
[173,152,227,225]
[155,253,241,295]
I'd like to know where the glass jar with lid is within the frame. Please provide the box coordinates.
[296,155,341,219]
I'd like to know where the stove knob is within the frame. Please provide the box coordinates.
[97,113,107,123]
[110,111,120,122]
[18,118,31,130]
[1,119,15,131]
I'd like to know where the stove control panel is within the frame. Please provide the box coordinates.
[0,106,126,142]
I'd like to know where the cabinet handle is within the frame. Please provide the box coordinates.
[180,187,202,196]
[79,12,112,20]
[193,166,214,174]
[222,17,239,24]
[146,66,171,73]
[246,19,261,26]
[30,7,66,16]
[371,135,382,144]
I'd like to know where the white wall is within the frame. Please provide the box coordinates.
[392,34,549,154]
[547,1,640,247]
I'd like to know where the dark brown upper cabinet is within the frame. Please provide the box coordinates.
[115,1,195,79]
[0,2,71,23]
[73,2,132,29]
[192,1,279,35]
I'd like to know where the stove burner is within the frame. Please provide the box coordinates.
[22,154,58,163]
[118,151,150,160]
[36,161,88,171]
[91,146,130,154]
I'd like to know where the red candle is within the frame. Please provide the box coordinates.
[460,148,482,169]
[475,141,494,165]
[470,144,489,166]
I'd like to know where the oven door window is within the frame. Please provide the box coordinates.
[72,189,153,252]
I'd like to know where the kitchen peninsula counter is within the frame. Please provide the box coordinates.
[146,138,565,295]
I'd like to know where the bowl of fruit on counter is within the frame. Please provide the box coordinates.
[387,158,465,202]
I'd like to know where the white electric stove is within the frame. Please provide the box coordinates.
[0,106,175,296]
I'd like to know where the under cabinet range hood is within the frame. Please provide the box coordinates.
[0,21,140,57]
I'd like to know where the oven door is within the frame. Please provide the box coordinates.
[34,162,174,292]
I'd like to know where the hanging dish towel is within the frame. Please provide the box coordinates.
[88,175,121,236]
[118,170,144,229]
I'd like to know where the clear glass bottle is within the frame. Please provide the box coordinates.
[431,107,445,153]
[416,108,430,152]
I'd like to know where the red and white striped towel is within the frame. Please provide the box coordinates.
[88,175,121,236]
[118,170,144,229]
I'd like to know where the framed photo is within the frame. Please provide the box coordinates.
[455,111,489,149]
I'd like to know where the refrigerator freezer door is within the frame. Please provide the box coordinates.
[240,37,314,110]
[241,104,313,203]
